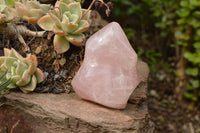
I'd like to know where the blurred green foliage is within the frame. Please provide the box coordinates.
[145,49,162,72]
[111,0,200,102]
[123,27,135,40]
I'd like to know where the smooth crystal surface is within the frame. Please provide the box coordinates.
[71,22,140,109]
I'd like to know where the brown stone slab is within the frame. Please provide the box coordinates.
[5,92,154,133]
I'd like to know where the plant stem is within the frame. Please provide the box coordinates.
[82,0,96,19]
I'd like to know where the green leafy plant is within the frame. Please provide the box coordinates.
[0,69,12,107]
[148,0,200,102]
[0,48,45,93]
[110,0,138,17]
[123,27,135,40]
[145,49,162,72]
[37,0,91,54]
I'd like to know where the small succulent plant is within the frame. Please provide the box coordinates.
[15,0,50,24]
[0,0,16,24]
[0,48,45,93]
[37,0,91,54]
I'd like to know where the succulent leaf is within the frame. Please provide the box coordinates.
[4,48,10,56]
[59,2,69,15]
[15,61,28,75]
[61,21,78,33]
[60,0,76,4]
[49,10,62,26]
[40,4,50,12]
[37,15,54,31]
[15,6,30,17]
[53,25,67,36]
[68,2,82,19]
[0,48,45,93]
[1,57,18,71]
[73,20,89,34]
[27,1,41,9]
[54,34,70,54]
[20,75,37,93]
[16,70,31,86]
[23,16,38,24]
[66,33,84,46]
[35,68,45,83]
[30,9,46,18]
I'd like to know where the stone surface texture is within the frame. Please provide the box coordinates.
[72,22,140,109]
[4,61,154,133]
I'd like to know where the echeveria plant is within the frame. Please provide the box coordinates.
[0,48,45,93]
[37,0,91,54]
[15,0,50,24]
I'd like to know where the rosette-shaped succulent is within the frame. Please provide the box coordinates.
[0,48,45,93]
[37,0,91,54]
[0,0,15,24]
[15,0,50,24]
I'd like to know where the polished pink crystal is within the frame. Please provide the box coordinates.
[71,22,140,109]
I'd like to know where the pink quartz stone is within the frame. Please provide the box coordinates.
[71,22,140,109]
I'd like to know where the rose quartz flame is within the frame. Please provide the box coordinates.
[71,22,140,109]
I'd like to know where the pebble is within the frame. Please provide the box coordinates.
[168,124,175,132]
[44,72,49,77]
[69,54,75,60]
[54,74,60,80]
[182,123,195,133]
[195,115,200,121]
[171,110,179,116]
[150,90,159,98]
[60,70,67,77]
[35,46,42,54]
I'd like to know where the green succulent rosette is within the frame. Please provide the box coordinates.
[37,0,91,54]
[15,0,50,24]
[0,48,45,93]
